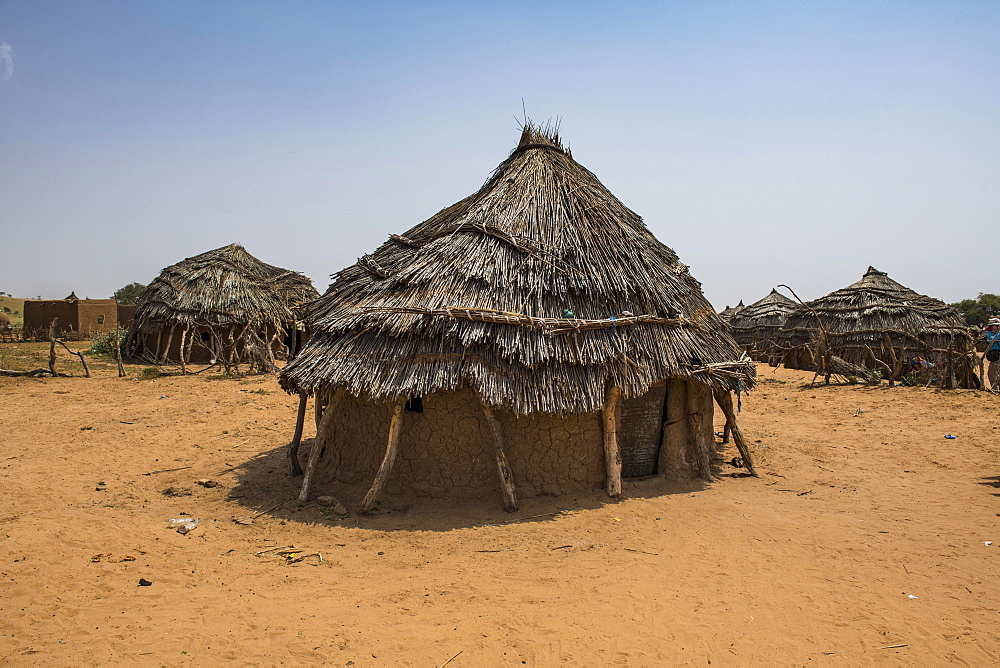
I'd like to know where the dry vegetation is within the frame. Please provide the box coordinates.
[1,357,998,664]
[0,295,25,327]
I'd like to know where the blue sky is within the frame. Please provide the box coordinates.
[1,1,997,308]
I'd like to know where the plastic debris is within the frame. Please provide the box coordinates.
[167,518,199,534]
[944,434,957,439]
[907,594,918,599]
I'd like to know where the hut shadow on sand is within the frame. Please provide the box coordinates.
[224,437,724,532]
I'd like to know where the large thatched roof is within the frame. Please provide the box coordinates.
[782,267,968,338]
[280,125,752,415]
[130,243,318,332]
[731,290,796,331]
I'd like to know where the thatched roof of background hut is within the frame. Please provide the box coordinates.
[129,243,317,333]
[718,301,744,323]
[731,290,796,332]
[782,267,968,339]
[280,124,753,415]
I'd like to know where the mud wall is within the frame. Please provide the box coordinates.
[324,386,607,499]
[75,300,118,336]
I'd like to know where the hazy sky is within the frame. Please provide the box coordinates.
[1,1,997,309]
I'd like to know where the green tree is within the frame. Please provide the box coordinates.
[951,293,1000,327]
[112,282,147,305]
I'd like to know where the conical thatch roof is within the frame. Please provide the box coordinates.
[783,267,967,337]
[781,267,975,384]
[719,300,744,323]
[731,290,796,331]
[129,243,318,332]
[280,124,753,415]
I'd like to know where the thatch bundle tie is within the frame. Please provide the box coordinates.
[389,234,421,248]
[361,305,689,335]
[358,254,391,279]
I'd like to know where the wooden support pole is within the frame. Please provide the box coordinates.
[601,385,623,498]
[160,324,176,365]
[298,387,344,503]
[361,399,406,513]
[184,327,195,367]
[713,388,758,477]
[47,319,58,376]
[178,326,188,374]
[287,391,308,476]
[479,399,518,512]
[687,381,714,481]
[114,326,126,377]
[153,330,162,362]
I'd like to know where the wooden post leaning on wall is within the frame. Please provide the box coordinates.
[361,398,406,513]
[686,380,714,481]
[287,391,308,476]
[713,387,758,477]
[298,387,344,503]
[177,326,188,374]
[658,378,690,477]
[160,324,177,365]
[601,385,623,498]
[479,399,518,512]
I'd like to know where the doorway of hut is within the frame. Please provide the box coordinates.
[619,381,667,478]
[283,326,304,358]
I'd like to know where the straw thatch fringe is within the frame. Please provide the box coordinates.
[281,124,754,414]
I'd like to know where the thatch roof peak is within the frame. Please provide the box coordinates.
[730,289,797,330]
[281,126,752,414]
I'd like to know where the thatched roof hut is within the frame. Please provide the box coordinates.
[718,301,744,324]
[730,289,797,364]
[782,267,976,387]
[280,124,756,511]
[126,243,318,371]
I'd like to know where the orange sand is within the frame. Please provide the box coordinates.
[1,360,998,665]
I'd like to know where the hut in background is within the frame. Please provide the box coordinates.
[718,301,744,324]
[730,289,797,365]
[280,124,756,512]
[782,266,976,387]
[125,244,318,372]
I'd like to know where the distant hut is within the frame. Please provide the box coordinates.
[782,267,976,387]
[730,289,797,364]
[125,244,318,372]
[718,301,744,324]
[280,124,756,512]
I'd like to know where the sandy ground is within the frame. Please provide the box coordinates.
[1,348,999,666]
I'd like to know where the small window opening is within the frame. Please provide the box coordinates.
[405,396,424,413]
[201,332,211,342]
[96,315,105,325]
